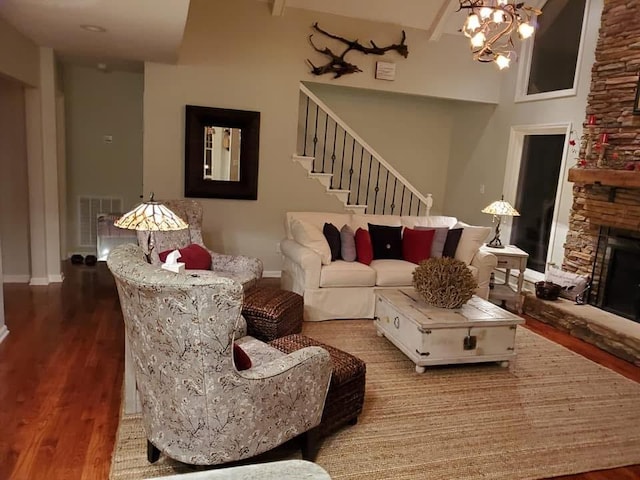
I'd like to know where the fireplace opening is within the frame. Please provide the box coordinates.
[589,226,640,322]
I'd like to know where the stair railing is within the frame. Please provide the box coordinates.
[299,83,433,216]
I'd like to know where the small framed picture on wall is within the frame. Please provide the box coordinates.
[635,76,640,114]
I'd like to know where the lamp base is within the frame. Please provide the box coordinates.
[486,238,505,249]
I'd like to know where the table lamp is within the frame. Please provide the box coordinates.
[114,193,188,260]
[481,195,520,249]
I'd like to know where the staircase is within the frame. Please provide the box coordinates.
[296,83,433,216]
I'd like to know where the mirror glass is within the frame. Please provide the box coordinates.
[203,126,241,181]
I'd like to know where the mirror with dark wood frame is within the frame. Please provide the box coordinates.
[185,105,260,199]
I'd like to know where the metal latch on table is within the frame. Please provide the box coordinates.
[463,328,477,350]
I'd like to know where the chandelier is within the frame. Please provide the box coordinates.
[458,0,541,69]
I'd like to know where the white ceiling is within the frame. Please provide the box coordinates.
[0,0,190,65]
[0,0,468,69]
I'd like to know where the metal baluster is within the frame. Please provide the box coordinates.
[400,185,406,215]
[382,169,389,214]
[409,193,413,216]
[303,96,309,156]
[356,147,364,207]
[390,177,398,214]
[330,123,338,188]
[321,113,329,173]
[373,162,381,214]
[365,154,373,211]
[347,139,356,204]
[312,104,319,172]
[338,131,347,189]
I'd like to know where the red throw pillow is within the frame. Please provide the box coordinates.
[355,228,373,265]
[402,227,436,264]
[233,343,252,371]
[159,243,212,270]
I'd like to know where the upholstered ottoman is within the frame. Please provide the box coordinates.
[269,334,366,437]
[242,286,303,342]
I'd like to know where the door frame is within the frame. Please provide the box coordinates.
[503,122,572,280]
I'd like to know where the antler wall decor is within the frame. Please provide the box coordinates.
[307,22,409,78]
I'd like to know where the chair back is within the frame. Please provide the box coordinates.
[107,244,244,460]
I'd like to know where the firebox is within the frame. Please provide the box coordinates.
[590,226,640,322]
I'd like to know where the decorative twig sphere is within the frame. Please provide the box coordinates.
[412,257,478,309]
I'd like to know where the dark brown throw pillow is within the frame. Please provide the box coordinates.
[323,223,341,262]
[368,223,403,260]
[442,228,463,258]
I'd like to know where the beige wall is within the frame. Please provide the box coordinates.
[64,64,143,255]
[305,82,459,213]
[0,75,31,281]
[144,0,503,272]
[0,15,39,87]
[444,0,604,268]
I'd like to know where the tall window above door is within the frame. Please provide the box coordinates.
[516,0,588,102]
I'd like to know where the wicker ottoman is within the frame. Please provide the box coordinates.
[269,334,366,437]
[242,287,303,342]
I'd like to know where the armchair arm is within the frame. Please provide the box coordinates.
[240,346,332,434]
[280,238,321,292]
[471,249,497,298]
[205,249,264,282]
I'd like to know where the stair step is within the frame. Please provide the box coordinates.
[293,154,315,173]
[308,172,333,188]
[344,204,367,214]
[327,188,350,203]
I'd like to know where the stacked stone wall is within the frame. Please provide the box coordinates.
[564,0,640,273]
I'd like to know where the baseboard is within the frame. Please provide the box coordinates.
[3,274,30,284]
[48,273,64,283]
[262,270,282,278]
[0,325,9,344]
[29,277,50,286]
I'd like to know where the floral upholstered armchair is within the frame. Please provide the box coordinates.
[137,199,263,290]
[107,244,332,465]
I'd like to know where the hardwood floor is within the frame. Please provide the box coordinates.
[1,266,639,479]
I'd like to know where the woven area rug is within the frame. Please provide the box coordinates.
[110,321,640,480]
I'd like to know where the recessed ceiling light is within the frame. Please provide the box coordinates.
[80,24,106,33]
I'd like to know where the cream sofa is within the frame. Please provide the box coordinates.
[280,212,497,321]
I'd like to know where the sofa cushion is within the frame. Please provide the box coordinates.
[285,212,352,240]
[368,224,403,260]
[371,259,417,286]
[355,228,373,265]
[320,260,377,287]
[442,227,463,258]
[323,222,341,261]
[291,218,332,265]
[402,227,435,264]
[455,222,491,265]
[416,226,449,258]
[401,215,457,229]
[351,214,401,231]
[340,224,357,262]
[159,243,211,270]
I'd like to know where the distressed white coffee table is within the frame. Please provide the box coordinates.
[375,289,524,373]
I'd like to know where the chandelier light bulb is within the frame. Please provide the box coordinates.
[492,10,505,23]
[465,14,481,31]
[497,0,508,5]
[471,32,486,48]
[495,54,511,69]
[518,22,535,39]
[480,7,493,19]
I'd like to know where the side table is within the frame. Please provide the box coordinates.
[481,244,528,313]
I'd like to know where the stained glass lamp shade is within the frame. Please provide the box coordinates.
[481,196,520,248]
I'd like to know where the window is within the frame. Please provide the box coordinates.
[516,0,588,101]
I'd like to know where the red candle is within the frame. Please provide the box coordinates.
[587,115,596,125]
[601,132,609,144]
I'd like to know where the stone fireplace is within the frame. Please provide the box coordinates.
[523,0,640,365]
